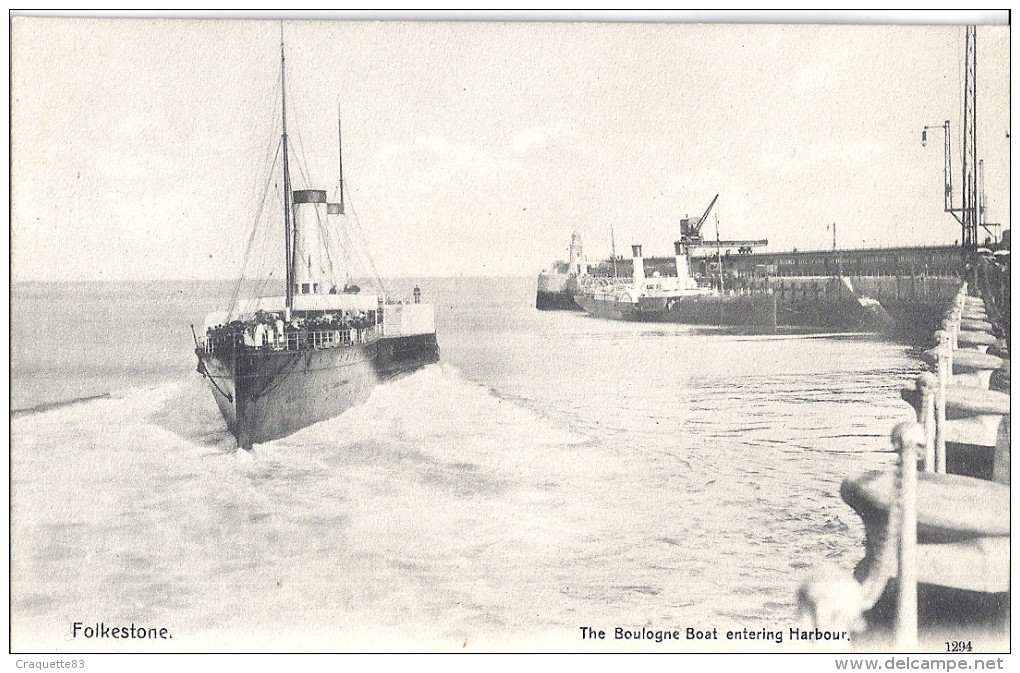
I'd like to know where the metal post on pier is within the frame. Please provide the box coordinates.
[914,373,938,472]
[891,422,921,652]
[934,330,952,473]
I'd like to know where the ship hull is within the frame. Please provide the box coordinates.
[574,276,962,335]
[575,292,910,333]
[198,333,439,449]
[575,292,780,329]
[376,332,441,382]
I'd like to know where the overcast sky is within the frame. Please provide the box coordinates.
[11,15,1010,281]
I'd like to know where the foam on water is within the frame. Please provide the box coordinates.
[12,364,621,650]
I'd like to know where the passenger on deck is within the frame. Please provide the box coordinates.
[413,285,421,304]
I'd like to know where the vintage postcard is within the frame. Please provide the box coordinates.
[9,11,1011,664]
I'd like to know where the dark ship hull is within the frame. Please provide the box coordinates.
[574,291,901,333]
[575,292,779,330]
[198,334,439,450]
[574,272,963,336]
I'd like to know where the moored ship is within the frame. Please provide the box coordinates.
[194,39,439,450]
[566,195,957,335]
[572,195,785,330]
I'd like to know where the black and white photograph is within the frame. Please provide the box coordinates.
[9,10,1011,663]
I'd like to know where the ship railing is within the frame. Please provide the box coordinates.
[201,325,379,354]
[578,277,633,292]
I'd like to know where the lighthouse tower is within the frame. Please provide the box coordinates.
[568,230,585,276]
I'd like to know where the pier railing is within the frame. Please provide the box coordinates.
[201,325,379,354]
[798,282,1009,650]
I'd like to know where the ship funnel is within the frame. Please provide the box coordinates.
[674,240,692,289]
[631,244,644,286]
[569,230,585,276]
[293,189,328,295]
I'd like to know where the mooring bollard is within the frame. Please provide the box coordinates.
[923,348,1004,389]
[957,329,997,353]
[962,304,988,320]
[961,318,993,332]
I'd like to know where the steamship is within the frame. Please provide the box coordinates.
[573,195,780,329]
[193,39,439,450]
[571,196,901,332]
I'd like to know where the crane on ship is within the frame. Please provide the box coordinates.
[677,194,768,256]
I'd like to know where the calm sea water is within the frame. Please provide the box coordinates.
[10,278,925,652]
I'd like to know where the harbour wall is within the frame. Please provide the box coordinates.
[592,244,971,280]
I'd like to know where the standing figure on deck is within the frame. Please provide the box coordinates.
[413,285,422,304]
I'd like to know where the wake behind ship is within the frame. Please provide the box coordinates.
[194,39,438,450]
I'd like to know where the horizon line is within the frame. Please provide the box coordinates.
[10,273,541,284]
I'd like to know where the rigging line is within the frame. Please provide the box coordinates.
[252,270,277,308]
[343,191,383,291]
[230,138,284,316]
[237,180,284,314]
[342,184,386,294]
[338,218,363,284]
[251,70,282,200]
[233,140,282,299]
[244,116,281,261]
[250,209,280,294]
[235,77,283,257]
[336,194,372,281]
[324,213,352,287]
[325,173,361,283]
[311,200,340,288]
[333,214,358,283]
[230,72,286,317]
[290,110,314,191]
[228,108,281,314]
[319,181,358,283]
[318,208,356,286]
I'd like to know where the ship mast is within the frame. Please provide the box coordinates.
[610,225,618,278]
[337,106,345,215]
[281,30,295,316]
[714,213,724,293]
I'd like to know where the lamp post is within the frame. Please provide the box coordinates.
[921,121,957,218]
